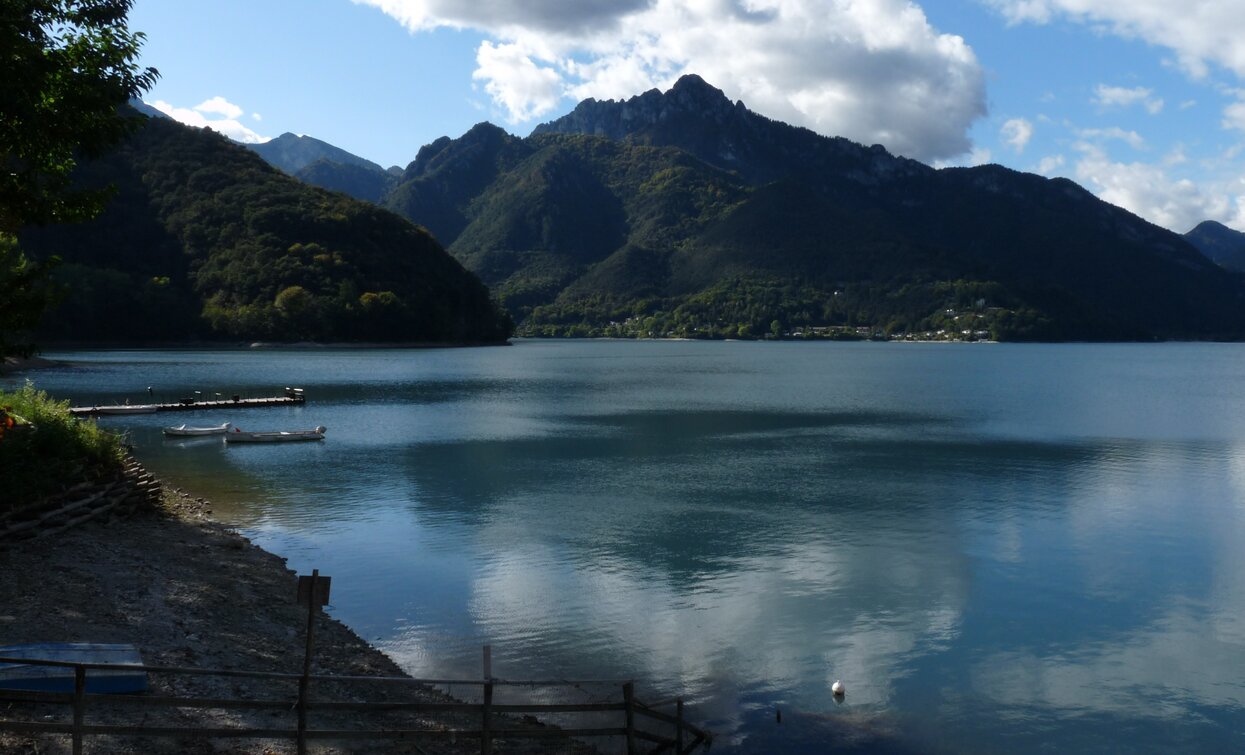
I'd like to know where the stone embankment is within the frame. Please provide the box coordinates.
[0,455,160,544]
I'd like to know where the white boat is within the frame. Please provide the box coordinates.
[93,404,158,415]
[225,425,327,443]
[163,422,231,437]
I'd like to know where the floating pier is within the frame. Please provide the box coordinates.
[70,389,305,417]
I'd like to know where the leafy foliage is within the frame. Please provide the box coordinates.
[375,76,1245,341]
[0,0,158,233]
[0,382,125,511]
[518,276,1058,341]
[19,117,513,343]
[1185,220,1245,272]
[0,236,63,356]
[0,0,158,359]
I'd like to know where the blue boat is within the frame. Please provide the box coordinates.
[0,643,148,694]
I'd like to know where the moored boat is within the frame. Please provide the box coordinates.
[163,422,231,436]
[225,425,327,443]
[0,642,148,694]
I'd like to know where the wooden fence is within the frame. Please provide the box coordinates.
[0,650,710,754]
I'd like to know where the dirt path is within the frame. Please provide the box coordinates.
[0,490,593,754]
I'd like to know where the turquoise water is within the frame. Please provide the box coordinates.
[12,340,1245,752]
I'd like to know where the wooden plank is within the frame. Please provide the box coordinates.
[69,395,306,416]
[306,700,624,713]
[88,694,295,710]
[0,721,646,742]
[0,688,74,703]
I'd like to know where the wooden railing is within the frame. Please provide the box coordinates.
[0,651,711,754]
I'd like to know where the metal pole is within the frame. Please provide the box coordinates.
[298,569,319,755]
[73,665,85,755]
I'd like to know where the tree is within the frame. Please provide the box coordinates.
[1,0,157,358]
[0,235,61,358]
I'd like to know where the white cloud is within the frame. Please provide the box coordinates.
[1073,142,1244,231]
[1222,100,1245,132]
[1037,154,1066,175]
[252,112,263,122]
[1163,144,1188,165]
[984,0,1245,79]
[1001,117,1034,152]
[193,95,244,120]
[1078,126,1147,150]
[149,97,271,144]
[472,41,564,123]
[1093,84,1164,114]
[356,0,988,162]
[351,0,652,34]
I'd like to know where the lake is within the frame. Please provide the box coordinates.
[10,340,1245,752]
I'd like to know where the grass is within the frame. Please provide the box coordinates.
[0,381,126,513]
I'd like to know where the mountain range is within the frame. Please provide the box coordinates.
[1185,221,1245,273]
[246,133,402,204]
[24,78,1245,345]
[259,75,1245,341]
[19,115,512,344]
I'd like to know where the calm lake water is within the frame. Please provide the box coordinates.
[10,340,1245,752]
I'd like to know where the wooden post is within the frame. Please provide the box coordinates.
[676,698,685,754]
[73,665,85,755]
[297,569,319,755]
[623,681,636,755]
[481,645,493,755]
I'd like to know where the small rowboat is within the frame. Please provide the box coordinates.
[225,425,327,443]
[93,404,158,415]
[163,422,231,437]
[0,642,148,694]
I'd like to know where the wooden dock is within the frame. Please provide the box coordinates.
[70,391,306,417]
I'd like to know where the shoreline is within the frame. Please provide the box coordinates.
[0,355,62,375]
[0,485,589,754]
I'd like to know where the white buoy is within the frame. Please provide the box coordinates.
[831,680,845,696]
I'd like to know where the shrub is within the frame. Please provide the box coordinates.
[0,382,125,512]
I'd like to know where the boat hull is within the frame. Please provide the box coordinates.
[0,643,147,694]
[163,422,231,436]
[225,426,326,443]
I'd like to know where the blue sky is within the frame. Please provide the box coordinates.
[130,0,1245,234]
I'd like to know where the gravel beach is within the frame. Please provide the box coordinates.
[0,488,593,754]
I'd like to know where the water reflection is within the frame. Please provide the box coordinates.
[15,342,1245,752]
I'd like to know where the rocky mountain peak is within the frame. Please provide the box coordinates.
[666,73,736,114]
[533,73,743,142]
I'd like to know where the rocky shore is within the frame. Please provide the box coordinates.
[0,488,591,754]
[0,356,59,375]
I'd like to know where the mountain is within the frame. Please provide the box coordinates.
[248,132,386,174]
[128,99,170,120]
[296,158,396,204]
[18,116,512,344]
[1185,220,1245,272]
[375,75,1245,341]
[245,132,399,203]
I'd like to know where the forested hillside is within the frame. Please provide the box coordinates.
[1186,221,1245,273]
[243,75,1245,342]
[368,78,1245,341]
[19,117,512,344]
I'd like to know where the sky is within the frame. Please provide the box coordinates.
[128,0,1245,234]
